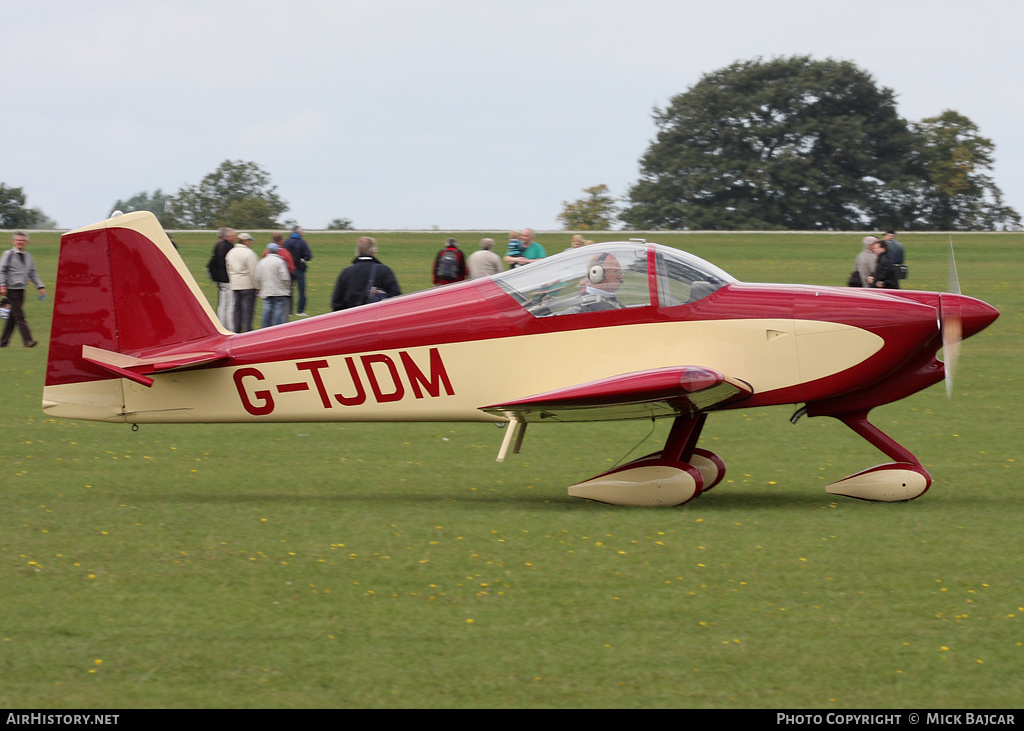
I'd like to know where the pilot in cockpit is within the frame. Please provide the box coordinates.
[579,252,626,312]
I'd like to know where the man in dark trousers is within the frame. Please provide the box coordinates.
[0,231,46,348]
[331,237,402,311]
[208,227,236,331]
[284,225,314,316]
[883,230,906,288]
[867,240,900,290]
[432,237,467,286]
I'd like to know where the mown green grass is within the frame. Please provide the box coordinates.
[1,227,1021,708]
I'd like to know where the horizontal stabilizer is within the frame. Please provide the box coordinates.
[481,366,752,423]
[82,345,230,387]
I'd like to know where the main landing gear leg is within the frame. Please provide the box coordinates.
[825,410,932,502]
[568,413,726,507]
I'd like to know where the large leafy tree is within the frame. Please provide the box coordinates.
[622,56,922,230]
[1,183,54,228]
[912,110,1021,230]
[111,189,174,226]
[165,160,288,229]
[558,184,619,230]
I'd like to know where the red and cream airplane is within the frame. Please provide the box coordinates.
[43,212,998,506]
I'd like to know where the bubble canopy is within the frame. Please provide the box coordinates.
[492,241,736,317]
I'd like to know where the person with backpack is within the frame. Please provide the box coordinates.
[432,238,467,286]
[284,225,314,316]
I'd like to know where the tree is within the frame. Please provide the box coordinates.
[217,196,283,230]
[1,183,54,229]
[165,160,288,229]
[622,56,922,230]
[326,218,355,230]
[911,110,1021,230]
[29,208,59,229]
[558,185,619,230]
[111,189,173,226]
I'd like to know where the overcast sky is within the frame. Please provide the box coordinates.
[5,0,1022,231]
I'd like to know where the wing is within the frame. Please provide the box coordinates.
[480,366,752,423]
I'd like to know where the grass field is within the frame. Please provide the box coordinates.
[1,226,1022,708]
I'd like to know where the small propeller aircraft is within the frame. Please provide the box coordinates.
[43,212,998,507]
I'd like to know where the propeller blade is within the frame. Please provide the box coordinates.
[947,234,961,296]
[942,236,962,398]
[942,297,962,399]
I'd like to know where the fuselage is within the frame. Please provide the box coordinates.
[42,240,998,424]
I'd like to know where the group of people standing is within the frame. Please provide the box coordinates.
[330,227,553,312]
[208,225,313,332]
[0,224,922,352]
[423,228,547,289]
[424,227,550,290]
[849,230,907,290]
[206,225,557,324]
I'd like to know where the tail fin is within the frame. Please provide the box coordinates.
[45,212,228,394]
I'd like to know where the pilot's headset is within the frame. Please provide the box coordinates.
[588,252,611,284]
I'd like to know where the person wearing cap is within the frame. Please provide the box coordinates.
[226,232,259,333]
[255,242,292,327]
[883,230,906,288]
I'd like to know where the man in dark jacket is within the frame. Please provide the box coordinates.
[331,237,402,311]
[883,230,906,288]
[284,226,314,316]
[867,240,899,290]
[208,228,236,331]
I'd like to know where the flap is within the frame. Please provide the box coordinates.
[480,366,752,423]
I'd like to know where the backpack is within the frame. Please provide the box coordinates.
[436,248,460,281]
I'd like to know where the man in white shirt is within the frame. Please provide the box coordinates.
[467,238,503,279]
[226,233,259,333]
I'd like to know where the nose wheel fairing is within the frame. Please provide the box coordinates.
[825,463,931,502]
[822,410,932,501]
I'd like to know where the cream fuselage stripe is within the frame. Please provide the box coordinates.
[42,319,883,423]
